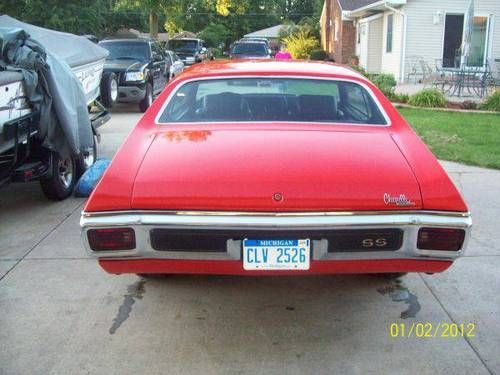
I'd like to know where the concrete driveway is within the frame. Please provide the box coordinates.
[1,106,499,375]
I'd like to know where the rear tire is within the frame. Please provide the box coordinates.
[40,151,77,201]
[139,83,153,113]
[100,72,118,109]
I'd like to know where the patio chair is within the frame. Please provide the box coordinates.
[452,65,487,98]
[431,59,453,93]
[405,55,423,83]
[486,58,500,89]
[419,60,434,86]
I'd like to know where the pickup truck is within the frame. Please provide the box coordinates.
[98,39,168,112]
[167,38,213,66]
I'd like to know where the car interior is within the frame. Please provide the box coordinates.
[159,81,388,125]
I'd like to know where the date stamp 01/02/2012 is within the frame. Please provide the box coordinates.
[389,322,476,338]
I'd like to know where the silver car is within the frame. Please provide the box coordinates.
[165,50,185,80]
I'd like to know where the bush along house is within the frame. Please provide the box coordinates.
[320,0,500,82]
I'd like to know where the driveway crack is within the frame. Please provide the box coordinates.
[419,274,494,375]
[0,201,84,283]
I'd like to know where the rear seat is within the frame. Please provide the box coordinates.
[202,92,338,122]
[203,92,251,121]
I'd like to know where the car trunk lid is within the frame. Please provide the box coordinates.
[131,128,422,211]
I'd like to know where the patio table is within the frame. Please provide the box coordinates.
[440,66,487,98]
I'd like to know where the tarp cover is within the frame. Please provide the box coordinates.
[0,15,108,156]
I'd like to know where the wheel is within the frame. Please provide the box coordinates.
[100,72,118,108]
[139,82,153,112]
[76,135,97,177]
[40,151,77,200]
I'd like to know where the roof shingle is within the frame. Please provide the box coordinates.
[338,0,380,11]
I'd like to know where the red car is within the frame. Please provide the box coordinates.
[81,60,471,277]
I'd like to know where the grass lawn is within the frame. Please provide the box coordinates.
[398,107,500,169]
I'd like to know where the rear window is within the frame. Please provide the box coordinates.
[232,43,268,56]
[169,40,198,52]
[99,41,150,61]
[158,78,387,125]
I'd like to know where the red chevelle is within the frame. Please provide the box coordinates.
[81,60,471,277]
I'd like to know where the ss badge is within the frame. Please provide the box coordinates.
[362,238,388,248]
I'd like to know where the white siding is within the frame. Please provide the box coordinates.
[403,0,500,75]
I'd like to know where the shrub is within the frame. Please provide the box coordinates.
[408,89,446,108]
[388,92,409,103]
[481,90,500,112]
[371,73,397,97]
[282,30,319,59]
[310,48,327,60]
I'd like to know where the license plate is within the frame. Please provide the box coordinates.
[243,239,310,270]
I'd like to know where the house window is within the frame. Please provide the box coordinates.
[442,14,490,67]
[386,14,393,53]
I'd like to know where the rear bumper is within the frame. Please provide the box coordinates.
[99,258,453,275]
[81,210,471,275]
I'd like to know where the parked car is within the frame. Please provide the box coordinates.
[229,41,272,59]
[239,37,273,54]
[164,50,184,80]
[167,38,212,66]
[98,38,168,112]
[81,60,471,277]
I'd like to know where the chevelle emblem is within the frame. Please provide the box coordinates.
[383,193,415,207]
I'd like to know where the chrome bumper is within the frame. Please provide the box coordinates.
[80,210,472,261]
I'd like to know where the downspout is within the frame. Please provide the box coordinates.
[385,4,407,83]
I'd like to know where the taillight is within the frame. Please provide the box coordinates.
[417,227,465,251]
[87,228,136,251]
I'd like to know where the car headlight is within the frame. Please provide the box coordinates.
[125,71,144,81]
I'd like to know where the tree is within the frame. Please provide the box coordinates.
[198,22,230,48]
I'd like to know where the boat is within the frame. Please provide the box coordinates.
[0,15,111,200]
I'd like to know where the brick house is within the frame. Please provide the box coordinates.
[320,0,377,63]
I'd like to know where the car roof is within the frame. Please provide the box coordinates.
[241,37,268,41]
[181,60,367,81]
[171,38,201,41]
[235,40,267,45]
[100,38,152,44]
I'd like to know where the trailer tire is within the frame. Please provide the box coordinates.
[40,151,77,201]
[100,72,118,109]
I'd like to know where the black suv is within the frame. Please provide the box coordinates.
[98,39,168,112]
[167,38,212,66]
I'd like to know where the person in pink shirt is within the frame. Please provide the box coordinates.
[275,45,292,60]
